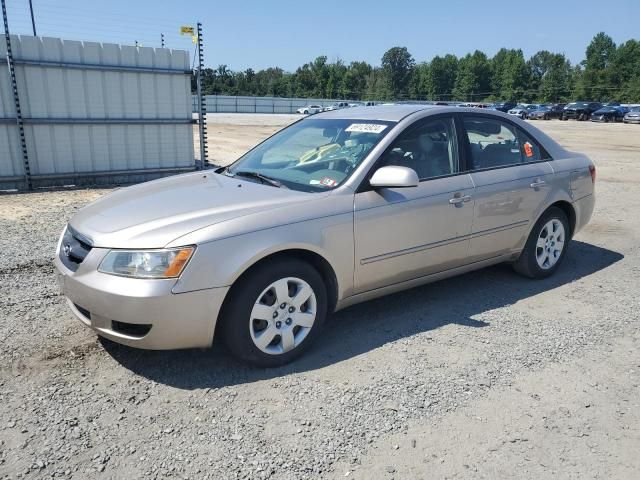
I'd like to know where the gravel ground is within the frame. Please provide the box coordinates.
[1,119,639,479]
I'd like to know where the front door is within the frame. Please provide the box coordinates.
[353,116,475,293]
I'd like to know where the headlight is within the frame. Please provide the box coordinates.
[98,247,195,279]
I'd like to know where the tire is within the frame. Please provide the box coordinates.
[303,110,309,114]
[513,207,570,279]
[544,114,549,120]
[220,258,328,367]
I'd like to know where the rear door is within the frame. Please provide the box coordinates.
[461,114,554,262]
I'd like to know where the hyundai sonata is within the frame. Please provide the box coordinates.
[55,105,595,366]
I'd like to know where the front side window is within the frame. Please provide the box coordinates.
[378,117,458,180]
[225,118,394,192]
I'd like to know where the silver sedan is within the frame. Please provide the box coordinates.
[55,105,596,366]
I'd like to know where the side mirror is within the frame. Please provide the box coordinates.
[369,165,419,189]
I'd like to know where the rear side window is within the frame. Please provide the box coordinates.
[463,117,521,170]
[517,129,544,162]
[463,116,548,169]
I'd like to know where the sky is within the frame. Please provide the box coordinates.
[4,0,640,71]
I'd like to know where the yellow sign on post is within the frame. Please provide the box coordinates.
[180,26,194,35]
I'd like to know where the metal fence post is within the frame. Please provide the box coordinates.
[195,22,207,168]
[2,0,32,190]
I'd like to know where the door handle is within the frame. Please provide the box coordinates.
[449,194,472,205]
[530,180,546,189]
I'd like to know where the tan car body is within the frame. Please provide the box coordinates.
[55,106,595,350]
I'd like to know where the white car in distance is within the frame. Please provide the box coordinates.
[296,105,323,115]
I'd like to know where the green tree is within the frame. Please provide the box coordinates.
[609,39,640,102]
[343,61,373,99]
[381,47,415,99]
[453,51,491,101]
[538,54,573,102]
[192,33,640,103]
[581,32,617,100]
[491,49,529,101]
[410,62,430,99]
[427,54,458,100]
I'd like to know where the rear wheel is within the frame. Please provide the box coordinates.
[220,258,328,367]
[513,207,570,279]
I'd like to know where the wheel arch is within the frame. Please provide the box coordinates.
[218,247,340,325]
[547,200,576,238]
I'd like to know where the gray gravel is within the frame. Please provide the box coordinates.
[1,121,639,479]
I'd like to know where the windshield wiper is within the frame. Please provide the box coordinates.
[232,170,286,188]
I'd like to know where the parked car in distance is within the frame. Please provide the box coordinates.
[296,105,323,115]
[623,106,640,124]
[590,106,629,123]
[562,102,602,121]
[508,104,540,120]
[527,106,553,120]
[323,102,350,112]
[490,102,517,113]
[55,105,595,367]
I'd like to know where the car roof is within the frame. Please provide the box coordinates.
[314,104,437,121]
[312,103,535,122]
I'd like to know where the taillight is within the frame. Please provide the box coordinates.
[589,164,596,184]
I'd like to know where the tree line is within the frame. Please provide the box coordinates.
[193,33,640,103]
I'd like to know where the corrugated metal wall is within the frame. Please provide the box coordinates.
[0,35,195,190]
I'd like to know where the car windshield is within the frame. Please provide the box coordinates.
[631,107,640,112]
[225,118,395,192]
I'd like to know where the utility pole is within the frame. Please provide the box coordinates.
[196,22,207,168]
[28,0,36,36]
[2,0,32,190]
[160,33,164,48]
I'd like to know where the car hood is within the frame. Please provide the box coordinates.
[69,171,321,249]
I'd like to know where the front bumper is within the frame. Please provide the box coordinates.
[624,118,640,124]
[54,248,229,350]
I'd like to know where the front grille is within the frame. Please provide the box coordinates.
[59,226,93,272]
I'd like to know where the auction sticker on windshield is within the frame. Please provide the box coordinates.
[345,123,388,133]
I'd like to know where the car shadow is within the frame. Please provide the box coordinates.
[102,240,623,389]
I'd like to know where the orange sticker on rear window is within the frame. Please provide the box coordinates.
[524,142,533,158]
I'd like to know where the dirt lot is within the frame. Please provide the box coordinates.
[1,117,639,479]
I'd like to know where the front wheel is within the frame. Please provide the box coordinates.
[220,258,328,367]
[513,207,570,279]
